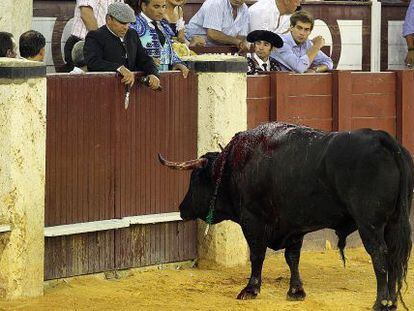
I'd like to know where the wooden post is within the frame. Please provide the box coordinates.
[270,71,290,122]
[332,70,352,131]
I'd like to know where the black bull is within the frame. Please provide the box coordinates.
[159,122,413,311]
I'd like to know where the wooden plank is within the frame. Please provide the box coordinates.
[247,75,270,98]
[351,72,396,94]
[0,225,11,233]
[351,94,396,117]
[333,70,352,131]
[278,96,333,120]
[247,98,271,129]
[351,117,396,135]
[124,212,182,225]
[44,219,129,237]
[287,73,332,95]
[397,70,414,156]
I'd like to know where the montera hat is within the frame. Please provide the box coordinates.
[246,30,283,48]
[107,2,136,23]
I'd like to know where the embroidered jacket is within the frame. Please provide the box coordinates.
[130,14,182,71]
[247,53,284,75]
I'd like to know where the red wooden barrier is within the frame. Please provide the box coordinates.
[271,72,334,131]
[45,72,198,279]
[246,70,414,156]
[247,75,271,129]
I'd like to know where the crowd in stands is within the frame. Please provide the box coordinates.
[1,0,413,81]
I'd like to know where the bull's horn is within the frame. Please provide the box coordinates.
[218,143,225,151]
[158,154,208,170]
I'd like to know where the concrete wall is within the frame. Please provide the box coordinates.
[0,58,46,298]
[192,59,249,267]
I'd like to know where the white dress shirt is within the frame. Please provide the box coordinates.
[248,0,291,34]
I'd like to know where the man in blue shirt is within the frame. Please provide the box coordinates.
[185,0,250,52]
[403,0,414,67]
[272,10,333,73]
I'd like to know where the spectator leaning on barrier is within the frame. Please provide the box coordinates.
[403,0,414,68]
[246,30,284,75]
[248,0,301,34]
[64,0,123,70]
[272,10,333,73]
[84,2,160,89]
[19,30,46,62]
[185,0,250,52]
[0,32,17,58]
[127,0,189,77]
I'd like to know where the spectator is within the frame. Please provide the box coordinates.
[127,0,189,77]
[249,0,300,34]
[0,32,17,58]
[164,0,186,43]
[163,0,205,47]
[69,40,87,73]
[185,0,250,52]
[19,30,46,62]
[272,10,333,73]
[64,0,123,70]
[403,0,414,68]
[246,30,284,75]
[84,2,160,89]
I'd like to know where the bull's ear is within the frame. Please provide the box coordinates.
[158,153,208,170]
[218,143,225,152]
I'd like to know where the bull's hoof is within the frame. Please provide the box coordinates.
[372,300,394,311]
[286,287,306,301]
[236,286,259,300]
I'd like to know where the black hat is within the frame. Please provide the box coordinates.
[246,30,283,48]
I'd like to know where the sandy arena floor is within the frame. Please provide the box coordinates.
[0,248,413,311]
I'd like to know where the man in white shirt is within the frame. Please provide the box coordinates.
[249,0,301,34]
[64,0,123,70]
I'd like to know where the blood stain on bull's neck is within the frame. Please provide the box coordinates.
[214,123,298,175]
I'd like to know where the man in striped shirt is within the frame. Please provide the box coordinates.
[185,0,250,52]
[64,0,124,70]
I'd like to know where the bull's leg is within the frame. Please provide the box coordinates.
[384,222,401,311]
[358,226,389,311]
[285,237,306,301]
[237,211,267,300]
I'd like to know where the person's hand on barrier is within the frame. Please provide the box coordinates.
[189,36,206,47]
[118,65,135,87]
[173,63,190,79]
[312,36,325,50]
[147,74,161,90]
[152,57,161,66]
[238,40,250,54]
[405,50,414,68]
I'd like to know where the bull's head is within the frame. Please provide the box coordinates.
[158,152,231,224]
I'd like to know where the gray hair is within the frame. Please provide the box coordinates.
[71,40,86,68]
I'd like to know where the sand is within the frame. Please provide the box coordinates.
[0,248,412,311]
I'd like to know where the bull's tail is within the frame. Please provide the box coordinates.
[380,131,413,309]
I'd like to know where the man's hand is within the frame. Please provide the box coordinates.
[311,36,325,49]
[405,50,414,68]
[238,40,250,54]
[189,36,206,47]
[173,63,190,78]
[118,65,135,87]
[147,74,161,90]
[152,57,161,66]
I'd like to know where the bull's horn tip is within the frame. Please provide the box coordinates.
[157,153,165,164]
